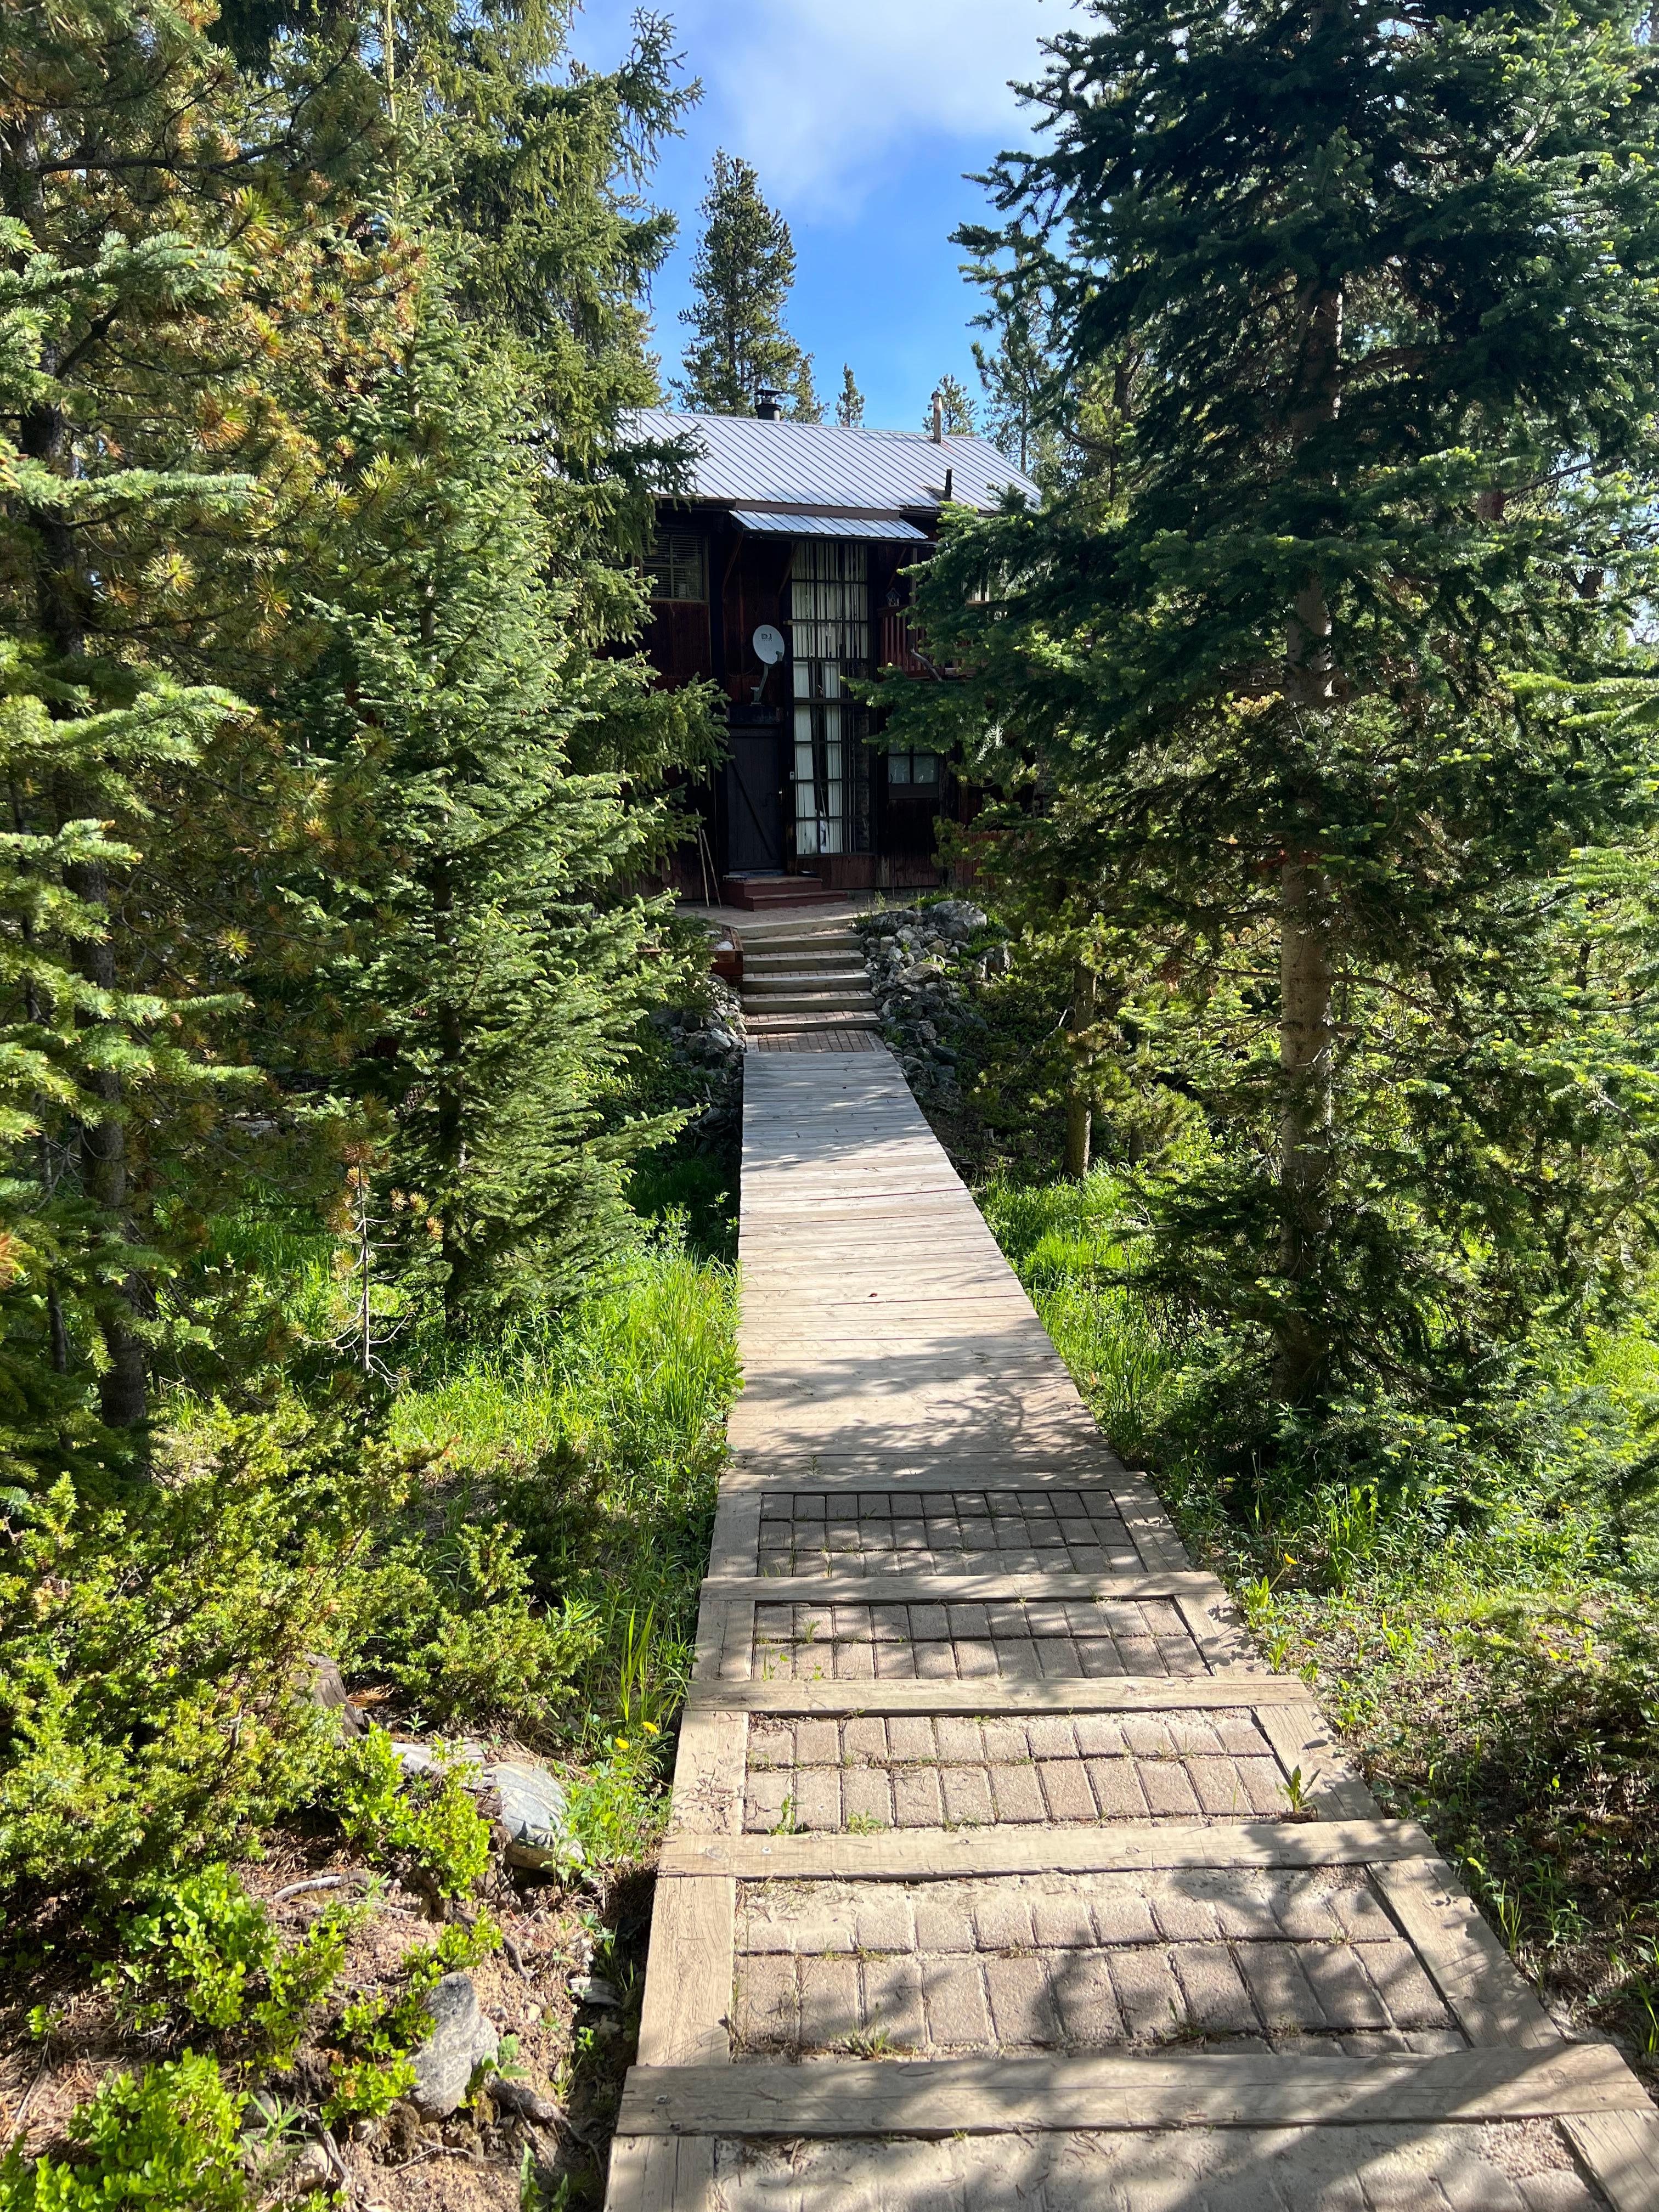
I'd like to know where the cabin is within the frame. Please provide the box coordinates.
[632,402,1038,907]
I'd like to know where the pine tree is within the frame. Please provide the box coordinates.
[289,292,686,1333]
[676,152,816,417]
[926,375,978,437]
[896,0,1659,1457]
[836,366,865,428]
[0,0,329,1440]
[972,304,1066,486]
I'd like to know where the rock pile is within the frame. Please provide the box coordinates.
[650,977,744,1145]
[856,901,1005,1105]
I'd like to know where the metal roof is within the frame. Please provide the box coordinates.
[631,408,1040,520]
[732,508,929,542]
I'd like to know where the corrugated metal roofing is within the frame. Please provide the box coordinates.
[732,508,929,541]
[631,408,1039,517]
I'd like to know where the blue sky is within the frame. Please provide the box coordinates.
[568,0,1069,434]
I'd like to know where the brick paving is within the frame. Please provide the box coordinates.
[751,1594,1241,1681]
[732,1872,1462,2058]
[704,2126,1605,2211]
[756,1489,1145,1577]
[742,1711,1292,1831]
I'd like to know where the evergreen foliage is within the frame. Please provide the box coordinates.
[0,0,716,1451]
[676,150,819,418]
[926,373,978,436]
[972,303,1055,480]
[836,364,866,428]
[889,0,1659,1471]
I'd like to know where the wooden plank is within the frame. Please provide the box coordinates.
[1170,1588,1249,1667]
[661,1815,1438,1882]
[1371,1858,1560,2050]
[601,2132,659,2212]
[704,1568,1230,1605]
[703,1489,761,1580]
[634,1875,734,2068]
[1254,1702,1376,1819]
[686,1671,1317,1716]
[1563,2111,1659,2212]
[719,1462,1137,1496]
[617,2044,1647,2139]
[689,1578,727,1686]
[603,2132,715,2212]
[663,1708,747,1839]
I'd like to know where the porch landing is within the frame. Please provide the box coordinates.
[606,1047,1658,2211]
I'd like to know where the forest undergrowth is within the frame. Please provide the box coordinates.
[0,1144,739,2211]
[952,975,1659,2089]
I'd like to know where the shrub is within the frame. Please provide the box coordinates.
[109,1865,275,2030]
[104,1863,356,2060]
[322,1915,500,2122]
[0,2052,249,2212]
[330,1726,491,1898]
[0,1409,380,1909]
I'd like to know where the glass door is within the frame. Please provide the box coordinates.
[789,540,868,859]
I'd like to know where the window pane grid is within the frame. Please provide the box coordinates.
[790,542,868,860]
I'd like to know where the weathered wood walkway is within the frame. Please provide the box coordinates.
[608,1048,1659,2210]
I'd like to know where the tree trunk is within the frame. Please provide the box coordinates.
[1275,281,1342,1402]
[1275,856,1332,1400]
[1063,958,1097,1182]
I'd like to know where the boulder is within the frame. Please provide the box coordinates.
[487,1758,582,1870]
[408,1972,499,2119]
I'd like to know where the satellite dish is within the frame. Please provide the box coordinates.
[753,623,786,667]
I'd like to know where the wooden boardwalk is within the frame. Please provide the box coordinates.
[608,1048,1659,2211]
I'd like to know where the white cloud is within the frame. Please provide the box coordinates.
[580,0,1063,214]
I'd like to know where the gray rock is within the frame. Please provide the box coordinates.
[486,1758,583,1870]
[408,1972,499,2119]
[392,1739,482,1780]
[569,1974,622,2009]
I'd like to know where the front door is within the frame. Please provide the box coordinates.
[726,728,785,873]
[789,538,869,861]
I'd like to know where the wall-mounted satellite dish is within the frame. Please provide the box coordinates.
[753,623,786,667]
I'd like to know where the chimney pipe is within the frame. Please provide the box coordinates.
[930,391,943,443]
[944,466,953,502]
[755,389,781,421]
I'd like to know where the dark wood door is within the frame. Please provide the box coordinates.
[726,730,785,873]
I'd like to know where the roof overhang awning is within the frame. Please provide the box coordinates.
[731,508,929,543]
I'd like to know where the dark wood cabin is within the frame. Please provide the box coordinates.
[631,405,1038,904]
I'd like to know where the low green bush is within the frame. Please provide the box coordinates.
[0,2053,249,2212]
[104,1863,357,2061]
[322,1915,500,2123]
[0,1410,370,1910]
[330,1727,492,1898]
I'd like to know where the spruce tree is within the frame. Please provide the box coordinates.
[836,366,865,428]
[973,303,1064,485]
[676,151,817,417]
[894,0,1659,1461]
[289,291,685,1333]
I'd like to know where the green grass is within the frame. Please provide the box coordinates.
[979,1165,1659,2080]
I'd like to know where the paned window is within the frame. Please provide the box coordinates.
[647,531,707,602]
[886,748,939,787]
[789,541,869,858]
